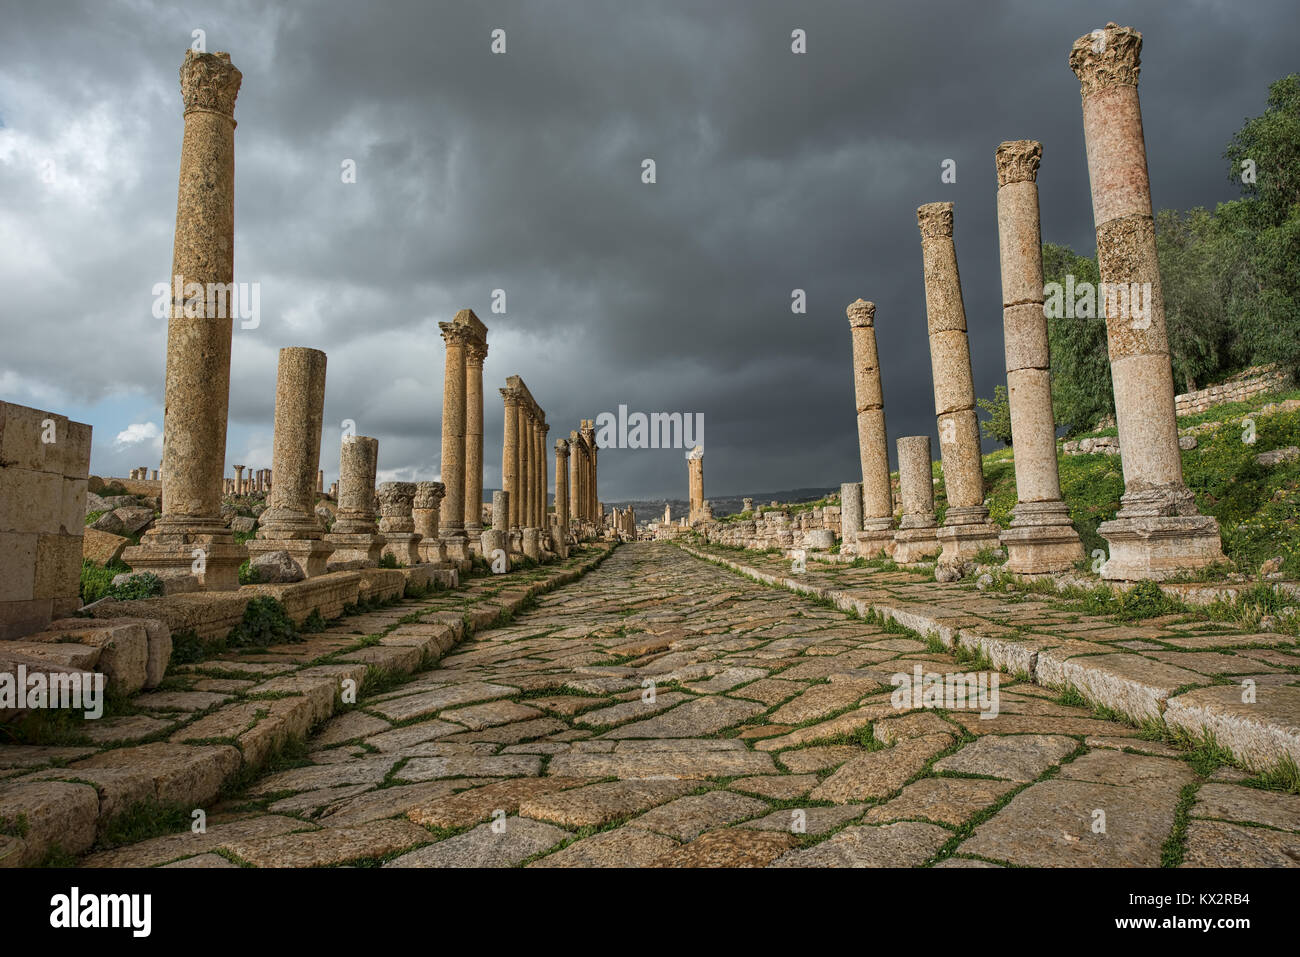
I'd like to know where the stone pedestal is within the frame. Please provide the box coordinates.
[481,528,508,568]
[125,51,247,591]
[522,528,542,561]
[917,202,1000,564]
[414,481,447,564]
[1070,23,1224,580]
[892,435,942,563]
[324,434,385,569]
[994,140,1084,573]
[378,482,421,566]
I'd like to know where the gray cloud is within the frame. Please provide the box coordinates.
[2,0,1295,499]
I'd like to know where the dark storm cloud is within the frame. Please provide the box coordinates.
[1,0,1295,498]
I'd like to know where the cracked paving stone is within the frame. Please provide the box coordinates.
[747,804,868,835]
[407,777,596,829]
[599,695,766,739]
[626,790,768,840]
[811,734,953,803]
[777,746,862,774]
[931,734,1079,782]
[400,753,543,780]
[1190,783,1300,832]
[385,817,570,868]
[574,692,692,727]
[863,777,1018,826]
[771,821,950,867]
[440,700,546,730]
[529,828,681,867]
[518,779,696,828]
[1180,820,1300,867]
[650,828,799,867]
[729,774,820,800]
[223,819,433,868]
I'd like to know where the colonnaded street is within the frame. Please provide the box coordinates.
[76,543,1300,869]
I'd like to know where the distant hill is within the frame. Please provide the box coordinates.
[605,486,838,521]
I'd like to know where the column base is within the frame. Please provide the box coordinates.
[892,525,941,564]
[936,521,1002,564]
[440,535,471,563]
[381,533,422,568]
[521,528,542,561]
[123,526,247,592]
[1000,500,1085,574]
[246,538,332,579]
[1098,514,1225,581]
[418,538,447,564]
[323,532,387,570]
[854,521,896,559]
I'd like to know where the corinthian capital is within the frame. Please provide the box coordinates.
[1069,23,1142,97]
[846,298,876,328]
[180,50,242,117]
[917,202,954,241]
[995,140,1042,187]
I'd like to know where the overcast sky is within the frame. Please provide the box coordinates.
[1,0,1295,502]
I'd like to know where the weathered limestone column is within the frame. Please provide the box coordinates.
[1071,22,1223,579]
[582,420,598,525]
[918,202,1001,563]
[501,388,521,530]
[555,439,570,538]
[464,339,487,535]
[378,481,421,566]
[537,422,549,530]
[520,410,534,528]
[847,299,894,556]
[994,140,1085,573]
[233,465,244,493]
[893,435,942,562]
[491,490,509,530]
[125,51,245,590]
[247,347,331,578]
[324,434,386,568]
[414,481,446,563]
[569,430,583,529]
[317,469,324,494]
[687,446,704,523]
[438,321,468,553]
[840,482,863,554]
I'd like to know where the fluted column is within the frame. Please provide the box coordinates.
[125,51,245,590]
[538,422,550,529]
[994,140,1085,573]
[918,201,1001,563]
[555,439,570,537]
[847,298,894,556]
[501,388,521,530]
[569,430,582,526]
[438,323,468,542]
[464,341,487,534]
[1070,22,1223,579]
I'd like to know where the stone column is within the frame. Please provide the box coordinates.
[378,481,421,566]
[918,201,1001,563]
[233,465,245,494]
[520,410,534,528]
[538,422,549,530]
[324,434,385,568]
[491,490,509,530]
[687,446,704,523]
[247,347,331,578]
[586,422,599,526]
[414,481,446,563]
[555,439,570,538]
[847,299,895,556]
[317,469,324,494]
[893,436,942,563]
[994,140,1085,573]
[840,482,863,553]
[501,388,521,529]
[464,341,487,535]
[1070,22,1223,579]
[438,321,468,552]
[125,51,245,590]
[569,430,582,528]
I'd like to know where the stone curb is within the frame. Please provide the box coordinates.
[681,544,1300,774]
[0,544,614,867]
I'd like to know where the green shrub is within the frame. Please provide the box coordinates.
[80,558,129,603]
[226,596,300,648]
[377,553,402,569]
[106,573,164,601]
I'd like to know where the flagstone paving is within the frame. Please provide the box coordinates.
[72,543,1300,868]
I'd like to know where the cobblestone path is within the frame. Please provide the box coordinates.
[82,543,1300,867]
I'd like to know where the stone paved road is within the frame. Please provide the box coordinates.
[81,543,1300,867]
